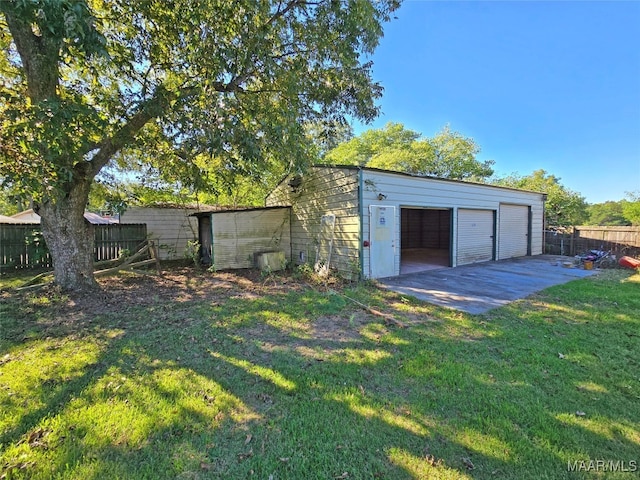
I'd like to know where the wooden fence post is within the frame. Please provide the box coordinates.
[570,226,575,256]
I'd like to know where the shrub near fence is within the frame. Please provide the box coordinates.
[545,226,640,258]
[0,223,147,273]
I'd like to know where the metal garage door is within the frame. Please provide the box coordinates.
[457,209,495,265]
[498,204,529,259]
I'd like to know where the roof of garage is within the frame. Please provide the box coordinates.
[274,164,547,199]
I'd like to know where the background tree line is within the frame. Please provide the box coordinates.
[2,121,638,228]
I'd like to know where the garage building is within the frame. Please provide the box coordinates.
[265,165,546,279]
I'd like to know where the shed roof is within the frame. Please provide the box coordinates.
[190,206,290,218]
[82,212,119,224]
[125,202,218,210]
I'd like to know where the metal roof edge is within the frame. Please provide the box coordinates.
[308,164,546,198]
[190,205,291,217]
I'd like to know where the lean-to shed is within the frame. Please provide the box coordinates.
[193,207,291,270]
[266,165,546,279]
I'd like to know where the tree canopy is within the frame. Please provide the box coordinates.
[0,183,24,215]
[88,160,281,214]
[492,170,588,227]
[621,191,640,225]
[323,122,495,180]
[586,201,630,226]
[1,0,400,290]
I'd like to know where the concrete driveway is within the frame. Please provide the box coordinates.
[378,255,598,315]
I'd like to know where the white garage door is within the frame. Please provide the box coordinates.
[457,209,495,265]
[498,204,529,259]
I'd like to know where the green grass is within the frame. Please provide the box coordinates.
[1,269,639,479]
[0,271,52,291]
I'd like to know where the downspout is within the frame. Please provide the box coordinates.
[358,167,365,280]
[210,214,215,268]
[492,210,497,261]
[542,193,548,254]
[527,206,533,256]
[450,208,455,267]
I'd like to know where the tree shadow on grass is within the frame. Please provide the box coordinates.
[0,326,127,446]
[1,270,639,479]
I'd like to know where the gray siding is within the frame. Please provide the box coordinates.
[211,208,291,270]
[120,207,199,260]
[264,166,544,279]
[266,167,360,279]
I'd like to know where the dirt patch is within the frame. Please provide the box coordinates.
[1,268,424,360]
[2,268,368,333]
[39,269,304,313]
[243,311,372,346]
[311,313,371,342]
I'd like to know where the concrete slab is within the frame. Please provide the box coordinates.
[378,255,598,315]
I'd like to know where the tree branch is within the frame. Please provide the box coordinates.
[220,2,310,98]
[1,4,61,101]
[266,0,306,28]
[210,79,245,93]
[86,85,199,178]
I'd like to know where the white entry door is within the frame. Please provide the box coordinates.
[369,205,396,278]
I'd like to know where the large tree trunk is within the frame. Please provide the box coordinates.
[2,4,176,292]
[39,179,97,292]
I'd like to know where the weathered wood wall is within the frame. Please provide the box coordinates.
[210,207,291,270]
[119,207,199,260]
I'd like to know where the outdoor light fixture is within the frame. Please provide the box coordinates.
[288,175,302,193]
[377,193,387,201]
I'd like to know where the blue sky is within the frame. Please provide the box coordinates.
[353,0,640,203]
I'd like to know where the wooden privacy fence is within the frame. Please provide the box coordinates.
[0,223,147,273]
[545,226,640,258]
[0,225,50,271]
[94,224,147,261]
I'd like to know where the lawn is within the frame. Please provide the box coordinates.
[0,267,638,479]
